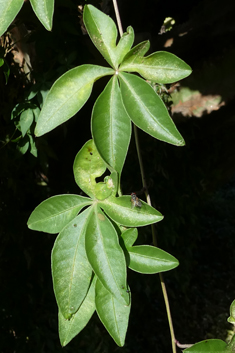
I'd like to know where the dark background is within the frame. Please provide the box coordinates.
[1,0,235,352]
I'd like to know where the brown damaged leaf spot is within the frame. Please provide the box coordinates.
[171,88,225,118]
[97,213,105,221]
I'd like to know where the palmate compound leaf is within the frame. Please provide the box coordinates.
[85,204,129,305]
[35,65,114,136]
[27,194,92,234]
[119,72,185,146]
[73,139,117,200]
[83,5,134,69]
[92,75,131,176]
[95,279,131,347]
[119,41,192,83]
[99,196,163,227]
[183,339,227,352]
[52,207,93,319]
[59,276,97,346]
[29,0,54,31]
[125,245,179,274]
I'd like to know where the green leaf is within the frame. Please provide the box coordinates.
[29,134,37,157]
[33,106,40,123]
[123,41,150,59]
[11,102,29,121]
[0,58,3,67]
[126,245,179,274]
[95,279,130,347]
[0,0,24,37]
[121,228,138,248]
[83,5,134,69]
[73,139,116,200]
[29,0,54,31]
[59,276,96,346]
[85,205,129,305]
[17,135,29,154]
[2,60,10,84]
[99,196,163,227]
[120,47,192,83]
[183,339,227,352]
[227,335,235,352]
[19,109,34,137]
[119,72,185,146]
[27,194,92,233]
[228,300,235,324]
[104,172,118,196]
[52,208,93,319]
[92,75,131,175]
[35,65,114,136]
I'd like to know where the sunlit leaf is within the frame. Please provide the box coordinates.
[92,75,131,175]
[120,44,192,83]
[85,205,129,305]
[29,0,54,31]
[121,228,138,248]
[59,276,96,346]
[183,339,227,352]
[35,65,114,136]
[227,335,235,352]
[228,300,235,324]
[95,279,131,347]
[52,208,93,319]
[84,5,134,69]
[126,245,179,274]
[27,194,92,233]
[122,41,150,59]
[73,139,116,200]
[99,196,163,227]
[119,72,185,146]
[0,0,24,37]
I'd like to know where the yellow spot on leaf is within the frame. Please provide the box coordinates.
[97,213,105,221]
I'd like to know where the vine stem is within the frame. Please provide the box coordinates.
[134,125,177,353]
[112,2,177,352]
[112,0,123,37]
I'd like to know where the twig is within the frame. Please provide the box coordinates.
[175,339,194,349]
[0,128,17,150]
[112,0,123,36]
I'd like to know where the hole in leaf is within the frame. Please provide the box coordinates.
[95,170,109,183]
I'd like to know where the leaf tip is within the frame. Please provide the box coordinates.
[59,337,68,347]
[34,125,46,137]
[178,138,185,146]
[27,222,32,229]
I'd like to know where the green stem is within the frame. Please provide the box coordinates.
[160,273,177,353]
[111,2,177,352]
[0,128,17,150]
[134,125,176,353]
